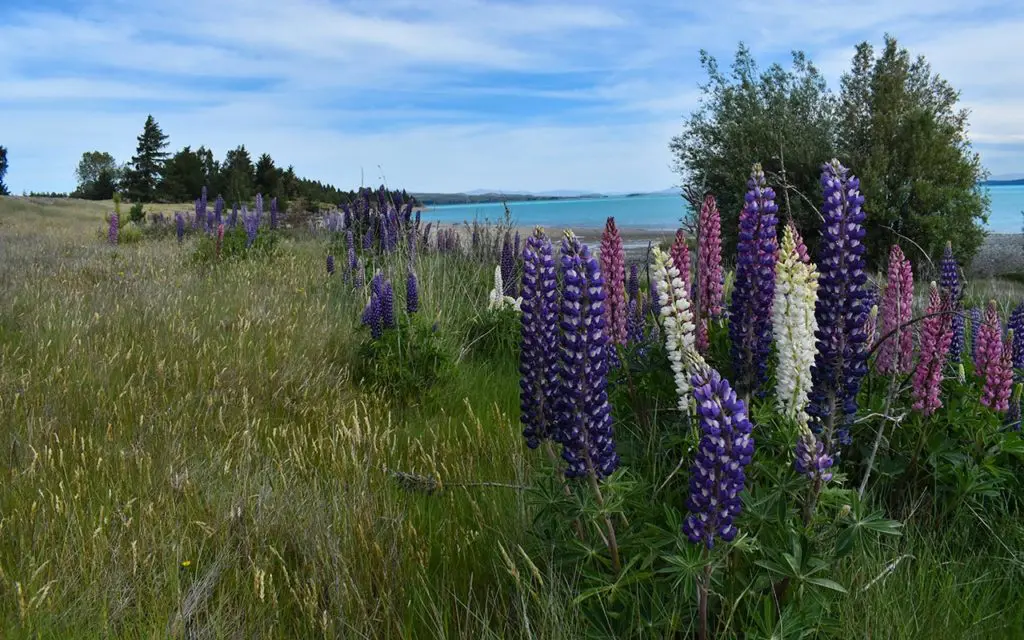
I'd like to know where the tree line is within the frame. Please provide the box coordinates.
[671,35,990,268]
[71,115,411,211]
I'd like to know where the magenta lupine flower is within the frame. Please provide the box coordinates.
[108,212,119,245]
[600,217,628,345]
[729,164,780,393]
[789,222,810,263]
[406,269,419,314]
[553,231,619,479]
[983,330,1015,412]
[682,365,755,548]
[975,301,1002,381]
[807,160,870,451]
[940,242,965,362]
[911,283,954,416]
[670,229,692,297]
[520,228,560,448]
[876,245,914,374]
[1008,302,1024,369]
[697,194,724,321]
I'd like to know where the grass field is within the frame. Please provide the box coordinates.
[1,197,1023,638]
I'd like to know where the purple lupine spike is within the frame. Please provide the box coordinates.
[108,212,119,245]
[175,212,185,243]
[682,366,755,548]
[794,426,833,483]
[370,271,384,299]
[346,230,357,271]
[807,159,870,452]
[200,186,208,226]
[600,217,628,345]
[270,196,279,230]
[940,241,965,363]
[1008,302,1024,369]
[381,281,395,329]
[520,228,560,448]
[242,205,258,248]
[353,259,365,289]
[342,203,352,229]
[553,231,619,479]
[501,233,516,297]
[422,222,433,249]
[876,245,914,374]
[627,263,640,304]
[363,225,374,251]
[326,255,335,276]
[194,198,202,229]
[414,208,421,229]
[513,231,521,264]
[406,270,419,314]
[627,298,645,346]
[729,163,779,394]
[255,193,264,224]
[214,195,224,226]
[361,294,383,339]
[229,203,238,229]
[970,307,982,362]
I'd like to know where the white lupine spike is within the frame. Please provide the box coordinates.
[652,247,702,413]
[772,225,819,423]
[487,264,522,312]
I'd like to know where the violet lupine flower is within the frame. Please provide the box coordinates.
[406,270,419,314]
[380,280,395,329]
[370,271,384,299]
[975,301,1002,380]
[363,226,374,251]
[353,259,365,289]
[108,213,119,245]
[175,213,185,243]
[627,263,640,304]
[807,159,870,451]
[983,330,1015,412]
[627,298,645,345]
[794,423,833,484]
[361,294,383,339]
[697,194,724,321]
[501,233,516,297]
[270,197,279,230]
[600,217,628,345]
[255,193,264,223]
[729,163,780,393]
[1008,302,1024,369]
[553,231,619,479]
[876,245,914,374]
[342,203,352,229]
[682,365,755,548]
[327,255,335,275]
[215,195,224,226]
[520,228,560,449]
[346,229,357,270]
[911,282,954,416]
[513,231,521,265]
[200,185,208,217]
[670,229,692,297]
[969,307,982,363]
[194,198,204,231]
[940,241,965,363]
[242,206,258,248]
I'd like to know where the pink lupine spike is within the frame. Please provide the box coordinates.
[600,217,628,345]
[911,282,954,416]
[695,195,723,353]
[975,300,1002,381]
[982,329,1015,412]
[670,229,692,297]
[876,245,914,374]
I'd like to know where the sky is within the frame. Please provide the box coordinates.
[1,0,1023,195]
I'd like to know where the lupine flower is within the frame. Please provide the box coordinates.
[501,233,516,297]
[361,294,383,339]
[255,193,264,224]
[807,159,870,451]
[697,194,724,322]
[194,198,204,231]
[940,241,964,363]
[553,231,619,479]
[772,224,819,423]
[270,197,279,230]
[626,298,645,345]
[175,213,185,243]
[381,280,395,329]
[682,365,755,548]
[729,164,779,393]
[108,213,119,245]
[983,330,1015,412]
[976,300,1002,381]
[363,226,374,251]
[354,259,365,288]
[406,270,419,314]
[670,229,692,297]
[346,230,357,271]
[794,422,833,483]
[200,185,208,217]
[513,231,521,264]
[876,245,914,374]
[371,271,384,299]
[327,255,335,275]
[243,206,258,248]
[488,264,522,311]
[627,263,640,304]
[789,222,810,263]
[911,282,954,416]
[969,307,982,363]
[520,228,560,448]
[214,195,224,226]
[215,224,225,260]
[600,217,628,345]
[1008,302,1024,369]
[653,246,700,412]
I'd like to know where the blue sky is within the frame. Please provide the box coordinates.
[2,0,1022,194]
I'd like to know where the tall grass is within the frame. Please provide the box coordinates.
[0,197,1021,638]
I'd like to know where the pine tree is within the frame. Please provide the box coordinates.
[254,153,280,197]
[123,115,169,203]
[0,146,9,196]
[221,145,255,205]
[160,146,206,202]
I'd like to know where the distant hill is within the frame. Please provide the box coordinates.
[983,179,1024,186]
[413,191,605,206]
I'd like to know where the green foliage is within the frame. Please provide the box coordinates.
[190,225,281,264]
[122,115,170,203]
[0,145,9,196]
[463,307,521,360]
[74,150,120,200]
[350,315,455,398]
[119,221,143,244]
[222,145,255,206]
[672,37,989,268]
[128,201,145,224]
[160,145,208,202]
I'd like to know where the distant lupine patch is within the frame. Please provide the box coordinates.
[243,206,258,248]
[194,198,204,231]
[108,212,119,245]
[683,366,754,548]
[371,271,384,299]
[363,226,374,251]
[353,259,365,288]
[200,186,208,219]
[229,203,239,229]
[327,255,335,276]
[270,197,279,230]
[406,270,419,314]
[553,231,619,480]
[215,194,225,226]
[911,282,954,416]
[175,213,185,243]
[940,241,965,362]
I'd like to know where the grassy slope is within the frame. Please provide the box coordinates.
[0,196,1021,638]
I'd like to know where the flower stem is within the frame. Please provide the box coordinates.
[698,551,711,640]
[858,374,900,499]
[584,454,621,574]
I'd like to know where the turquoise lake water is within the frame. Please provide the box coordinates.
[423,185,1024,234]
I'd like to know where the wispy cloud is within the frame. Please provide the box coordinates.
[0,0,1020,193]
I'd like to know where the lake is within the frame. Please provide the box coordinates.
[422,185,1024,234]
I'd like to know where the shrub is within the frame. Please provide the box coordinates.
[128,201,145,224]
[351,315,454,398]
[120,221,143,244]
[462,307,520,361]
[190,226,280,264]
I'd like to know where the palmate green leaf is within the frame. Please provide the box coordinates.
[804,577,847,594]
[1000,434,1024,457]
